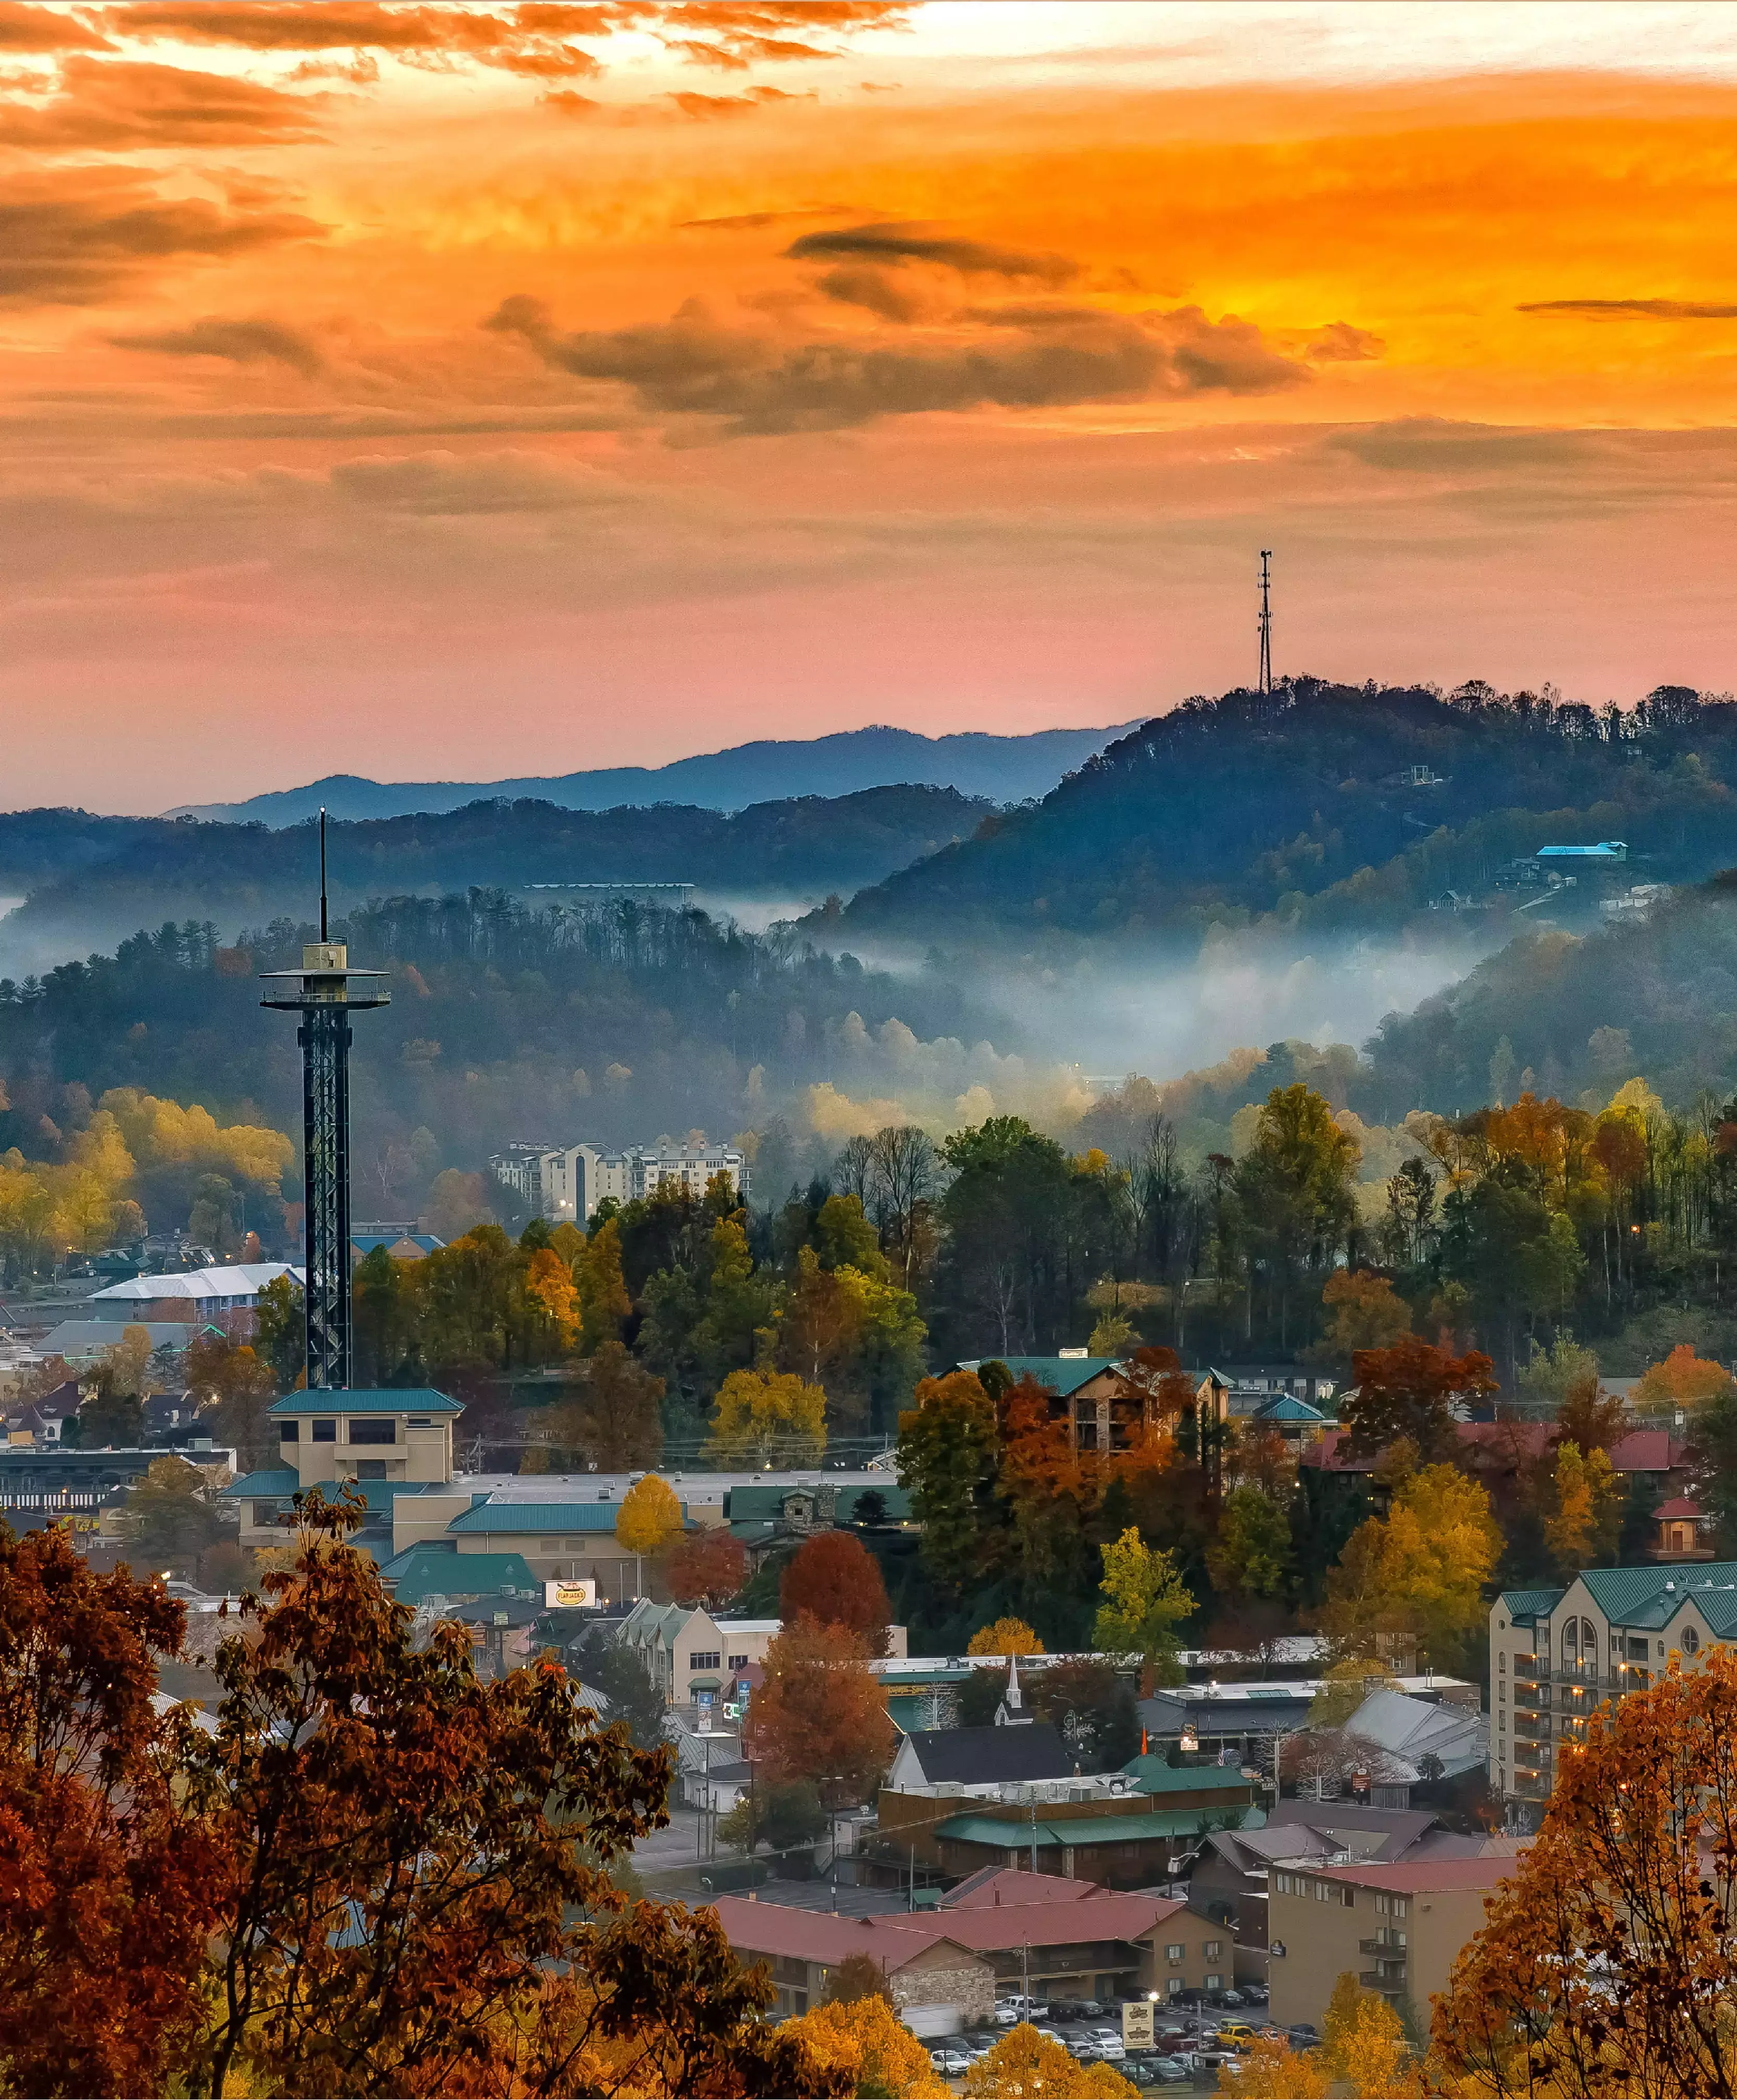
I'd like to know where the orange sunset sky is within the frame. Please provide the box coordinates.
[7,0,1737,810]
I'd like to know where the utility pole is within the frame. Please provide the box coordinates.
[1029,1793,1038,1874]
[1257,549,1273,696]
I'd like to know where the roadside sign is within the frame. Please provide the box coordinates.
[1123,2001,1155,2048]
[544,1578,596,1608]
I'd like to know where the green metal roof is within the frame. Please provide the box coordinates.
[270,1388,462,1417]
[1497,1587,1566,1624]
[222,1467,299,1498]
[447,1502,637,1535]
[1122,1757,1257,1796]
[377,1546,540,1605]
[1580,1564,1737,1636]
[1252,1393,1328,1424]
[958,1356,1126,1396]
[934,1807,1247,1849]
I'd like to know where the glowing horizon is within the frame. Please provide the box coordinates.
[6,1,1737,812]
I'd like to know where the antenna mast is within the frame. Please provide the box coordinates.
[1257,549,1273,695]
[319,807,328,942]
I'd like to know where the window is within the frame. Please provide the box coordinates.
[1499,1682,1506,1703]
[1498,1653,1506,1673]
[728,1653,748,1671]
[1499,1713,1506,1733]
[1685,1626,1701,1654]
[1166,1978,1184,1997]
[1317,1882,1330,1901]
[279,1420,299,1442]
[1165,1943,1184,1962]
[1376,1894,1408,1919]
[1204,1940,1222,1958]
[1627,1637,1649,1660]
[408,1416,433,1428]
[1205,1974,1223,1992]
[312,1420,336,1443]
[1341,1886,1355,1907]
[355,1460,387,1481]
[348,1419,395,1446]
[688,1650,721,1672]
[1274,1874,1292,1896]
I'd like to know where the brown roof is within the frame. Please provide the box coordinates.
[1654,1494,1704,1520]
[942,1867,1100,1909]
[714,1882,1189,1965]
[1318,1854,1525,1894]
[1302,1423,1687,1478]
[708,1900,952,1971]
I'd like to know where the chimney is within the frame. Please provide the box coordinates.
[994,1886,1001,1906]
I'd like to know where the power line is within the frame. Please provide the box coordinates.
[1257,549,1273,695]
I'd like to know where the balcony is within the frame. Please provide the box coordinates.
[1359,1971,1406,1994]
[1359,1937,1407,1958]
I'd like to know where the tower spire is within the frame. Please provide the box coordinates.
[261,819,387,1390]
[1257,549,1273,695]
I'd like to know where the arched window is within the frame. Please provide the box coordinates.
[1683,1625,1701,1655]
[1561,1617,1581,1661]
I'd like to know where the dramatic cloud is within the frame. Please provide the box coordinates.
[486,290,1309,434]
[666,85,807,117]
[108,314,326,374]
[0,187,322,304]
[1305,320,1384,362]
[1519,297,1737,320]
[787,220,1080,286]
[0,3,113,50]
[0,56,326,151]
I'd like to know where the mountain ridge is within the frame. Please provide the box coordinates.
[170,723,1134,827]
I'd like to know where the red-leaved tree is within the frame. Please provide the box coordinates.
[0,1522,225,2098]
[668,1527,749,1611]
[779,1530,892,1656]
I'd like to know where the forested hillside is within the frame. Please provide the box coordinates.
[835,679,1737,942]
[0,784,986,952]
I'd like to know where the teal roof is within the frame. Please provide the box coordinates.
[958,1356,1126,1396]
[447,1501,644,1535]
[1498,1587,1566,1625]
[223,1467,299,1498]
[270,1388,461,1417]
[935,1807,1249,1849]
[378,1545,540,1605]
[1122,1756,1257,1796]
[1252,1393,1327,1425]
[1580,1564,1737,1637]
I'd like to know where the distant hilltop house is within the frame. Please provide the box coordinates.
[950,1355,1332,1460]
[489,1141,747,1222]
[1497,840,1632,893]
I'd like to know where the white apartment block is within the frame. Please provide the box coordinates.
[489,1141,746,1222]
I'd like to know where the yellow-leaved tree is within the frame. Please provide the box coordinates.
[1232,2033,1331,2099]
[1543,1438,1623,1575]
[967,1618,1045,1657]
[523,1247,579,1350]
[616,1474,683,1559]
[1318,1462,1502,1676]
[577,1218,632,1354]
[964,2023,1136,2098]
[705,1367,827,1468]
[783,1995,949,2099]
[1092,1528,1194,1687]
[1318,1972,1421,2097]
[1633,1342,1735,1413]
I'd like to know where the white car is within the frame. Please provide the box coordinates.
[1089,2031,1126,2060]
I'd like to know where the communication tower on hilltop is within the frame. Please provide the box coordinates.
[260,811,388,1389]
[1257,548,1273,695]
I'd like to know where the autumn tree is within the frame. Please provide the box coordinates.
[964,2022,1136,2098]
[182,1492,831,2099]
[967,1617,1044,1656]
[1092,1527,1194,1686]
[128,1453,227,1571]
[705,1366,827,1468]
[716,1778,826,1860]
[1233,1084,1360,1349]
[786,1992,948,2098]
[1318,1972,1420,2097]
[1233,2033,1331,2098]
[577,1217,632,1354]
[1318,1463,1502,1676]
[1543,1438,1623,1574]
[780,1530,892,1657]
[1029,1656,1140,1770]
[0,1522,224,2099]
[746,1619,896,1803]
[524,1244,579,1350]
[824,1949,894,2008]
[1339,1332,1497,1461]
[552,1340,665,1471]
[617,1472,684,1561]
[1633,1341,1736,1414]
[1308,1657,1400,1730]
[666,1526,748,1610]
[1555,1370,1628,1457]
[1310,1268,1411,1367]
[1436,1649,1737,2096]
[186,1331,280,1469]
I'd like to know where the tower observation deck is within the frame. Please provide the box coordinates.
[260,812,388,1390]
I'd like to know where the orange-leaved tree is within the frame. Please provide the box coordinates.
[963,2022,1136,2097]
[668,1526,748,1610]
[0,1521,225,2099]
[182,1490,837,2098]
[746,1617,896,1803]
[1434,1645,1737,2096]
[1340,1332,1496,1460]
[780,1530,892,1656]
[967,1616,1044,1656]
[1633,1342,1736,1414]
[784,1993,949,2098]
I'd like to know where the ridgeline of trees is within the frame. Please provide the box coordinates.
[837,677,1737,941]
[1,783,987,941]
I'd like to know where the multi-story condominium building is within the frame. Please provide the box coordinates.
[489,1141,746,1222]
[1489,1563,1737,1810]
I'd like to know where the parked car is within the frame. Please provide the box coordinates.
[1286,2024,1319,2047]
[1218,2021,1258,2048]
[1215,1989,1247,2008]
[1088,2029,1126,2059]
[1242,1983,1269,2004]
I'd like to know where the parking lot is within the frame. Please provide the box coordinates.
[924,1986,1315,2092]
